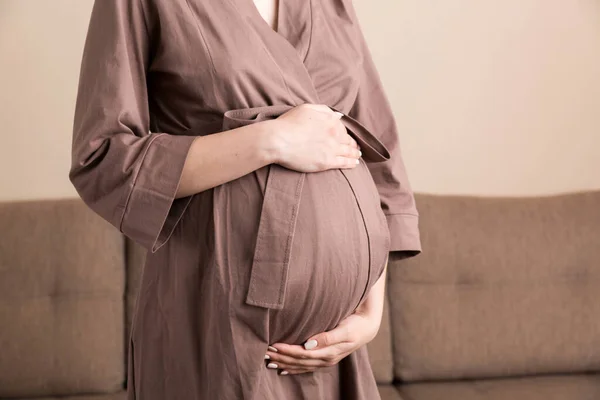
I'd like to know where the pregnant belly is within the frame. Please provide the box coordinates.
[266,161,390,345]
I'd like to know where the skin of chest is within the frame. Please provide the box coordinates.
[252,0,279,31]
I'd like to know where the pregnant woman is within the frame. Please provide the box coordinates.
[69,0,422,398]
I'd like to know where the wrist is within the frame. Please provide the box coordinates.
[257,119,287,165]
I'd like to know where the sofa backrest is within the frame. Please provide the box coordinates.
[388,191,600,382]
[3,190,598,395]
[0,198,126,398]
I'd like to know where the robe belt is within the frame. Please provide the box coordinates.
[219,104,391,310]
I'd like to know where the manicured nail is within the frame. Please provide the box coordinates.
[268,346,278,352]
[358,150,362,157]
[267,362,278,369]
[304,339,318,350]
[280,370,289,375]
[355,159,360,164]
[264,354,270,359]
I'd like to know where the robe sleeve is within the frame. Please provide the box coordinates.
[346,4,422,260]
[69,0,198,253]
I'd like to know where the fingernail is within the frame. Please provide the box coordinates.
[355,159,360,164]
[264,354,270,359]
[267,362,279,369]
[268,346,278,352]
[358,150,362,157]
[304,339,318,350]
[280,370,289,375]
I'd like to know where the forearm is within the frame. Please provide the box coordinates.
[355,254,388,331]
[175,119,281,198]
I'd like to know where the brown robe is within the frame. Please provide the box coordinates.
[69,0,422,399]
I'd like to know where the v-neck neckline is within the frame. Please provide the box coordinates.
[246,0,283,36]
[239,0,314,63]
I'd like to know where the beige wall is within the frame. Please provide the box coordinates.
[1,0,598,202]
[0,1,94,201]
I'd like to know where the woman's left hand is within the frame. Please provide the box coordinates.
[264,306,382,376]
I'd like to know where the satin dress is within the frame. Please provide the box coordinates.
[69,0,422,399]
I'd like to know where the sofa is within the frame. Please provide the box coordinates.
[1,191,599,399]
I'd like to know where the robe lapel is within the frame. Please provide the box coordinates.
[236,0,312,63]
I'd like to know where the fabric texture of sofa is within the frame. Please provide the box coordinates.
[1,191,599,399]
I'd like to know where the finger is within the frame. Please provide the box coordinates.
[269,359,328,372]
[338,144,361,159]
[266,350,325,368]
[336,129,359,151]
[335,156,360,169]
[342,132,359,149]
[332,120,349,139]
[270,341,353,363]
[278,363,318,372]
[281,368,315,376]
[269,342,335,362]
[328,118,357,147]
[303,325,354,352]
[268,343,316,359]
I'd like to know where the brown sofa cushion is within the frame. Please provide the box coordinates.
[396,372,600,400]
[0,198,125,397]
[378,384,404,400]
[388,191,600,382]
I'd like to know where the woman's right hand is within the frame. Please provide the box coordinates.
[269,103,362,173]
